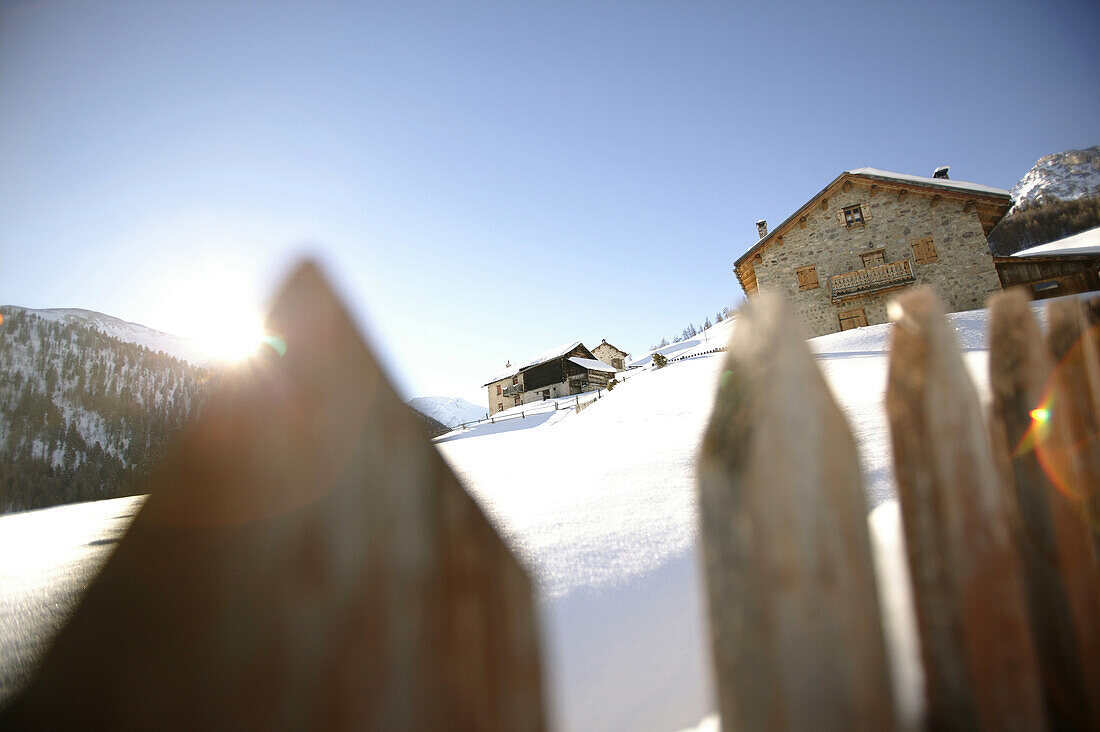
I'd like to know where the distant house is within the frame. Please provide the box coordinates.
[993,226,1100,300]
[591,339,629,371]
[484,342,617,413]
[734,167,1013,337]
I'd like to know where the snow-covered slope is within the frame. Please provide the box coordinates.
[1010,145,1100,211]
[436,307,1014,731]
[407,396,486,427]
[0,306,209,513]
[7,307,211,366]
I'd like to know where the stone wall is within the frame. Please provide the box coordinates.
[486,375,521,414]
[751,182,1002,337]
[591,342,628,370]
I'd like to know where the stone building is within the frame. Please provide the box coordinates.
[734,167,1012,337]
[484,342,617,413]
[591,339,629,370]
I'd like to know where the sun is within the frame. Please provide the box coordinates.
[198,310,270,363]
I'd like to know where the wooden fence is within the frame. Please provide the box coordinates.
[5,262,1099,730]
[699,288,1100,730]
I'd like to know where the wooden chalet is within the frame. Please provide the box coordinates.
[994,226,1100,300]
[484,342,617,413]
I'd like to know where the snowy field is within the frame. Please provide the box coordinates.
[0,302,1040,729]
[436,306,1011,731]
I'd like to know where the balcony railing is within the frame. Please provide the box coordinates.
[829,259,916,302]
[502,383,523,397]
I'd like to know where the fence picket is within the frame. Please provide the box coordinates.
[1045,298,1100,553]
[987,290,1095,728]
[698,293,895,730]
[885,287,1045,730]
[3,262,545,730]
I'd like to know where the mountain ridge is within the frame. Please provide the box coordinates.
[4,306,211,366]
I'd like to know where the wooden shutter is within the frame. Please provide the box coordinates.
[912,237,938,264]
[796,265,819,290]
[861,203,871,220]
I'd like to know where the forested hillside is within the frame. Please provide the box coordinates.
[988,196,1100,256]
[0,307,210,513]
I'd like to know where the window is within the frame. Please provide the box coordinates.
[861,249,886,267]
[911,237,938,264]
[796,265,819,291]
[843,205,864,227]
[613,357,624,369]
[496,384,502,395]
[838,308,868,331]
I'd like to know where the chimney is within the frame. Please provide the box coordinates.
[933,165,950,179]
[756,219,768,239]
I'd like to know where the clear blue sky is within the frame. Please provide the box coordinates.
[2,0,1098,404]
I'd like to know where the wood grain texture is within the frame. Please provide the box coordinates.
[698,293,896,731]
[987,290,1095,728]
[885,287,1045,731]
[2,262,545,730]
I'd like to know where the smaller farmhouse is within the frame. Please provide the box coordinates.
[485,342,617,413]
[591,339,629,370]
[734,167,1013,337]
[994,226,1100,300]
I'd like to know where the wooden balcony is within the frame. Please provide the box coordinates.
[829,259,916,302]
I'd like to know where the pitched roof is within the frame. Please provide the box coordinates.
[567,356,618,373]
[734,168,1013,270]
[1010,226,1100,258]
[482,341,593,386]
[592,339,628,355]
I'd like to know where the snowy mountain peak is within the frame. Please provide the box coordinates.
[407,396,486,428]
[1010,145,1100,211]
[4,306,211,365]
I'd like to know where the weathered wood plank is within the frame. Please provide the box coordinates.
[698,293,896,731]
[987,290,1095,728]
[3,262,545,730]
[1045,297,1100,554]
[885,287,1045,731]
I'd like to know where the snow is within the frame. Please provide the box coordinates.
[406,395,486,427]
[1011,225,1100,257]
[8,307,210,365]
[628,317,739,368]
[437,305,1012,731]
[848,167,1011,198]
[566,357,617,373]
[483,341,588,385]
[1009,146,1100,210]
[4,299,1064,729]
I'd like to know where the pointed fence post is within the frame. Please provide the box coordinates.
[698,293,896,730]
[987,290,1096,728]
[3,262,545,730]
[1045,297,1100,555]
[885,287,1045,730]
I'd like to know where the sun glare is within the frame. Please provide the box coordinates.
[198,311,270,363]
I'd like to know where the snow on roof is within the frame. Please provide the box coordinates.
[1011,226,1100,258]
[568,356,618,373]
[482,341,587,386]
[520,341,584,370]
[848,167,1011,198]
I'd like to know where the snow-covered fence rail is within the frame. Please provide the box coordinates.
[665,346,727,365]
[450,373,640,433]
[698,288,1100,730]
[3,263,547,730]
